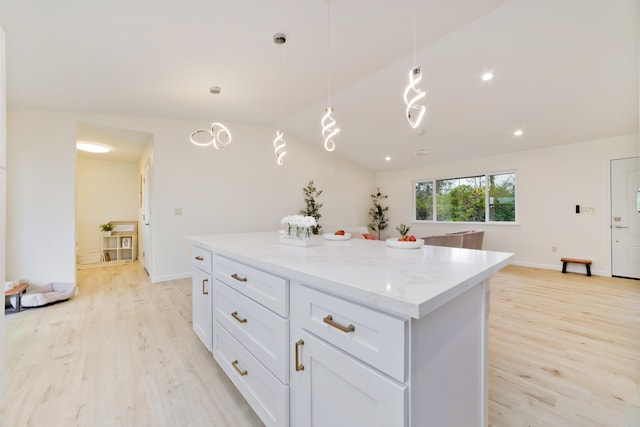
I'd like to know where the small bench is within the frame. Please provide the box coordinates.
[561,257,592,276]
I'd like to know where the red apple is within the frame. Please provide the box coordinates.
[335,230,345,236]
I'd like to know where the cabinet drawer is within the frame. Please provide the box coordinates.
[214,256,288,317]
[214,280,289,383]
[213,323,289,427]
[192,246,212,274]
[292,284,407,382]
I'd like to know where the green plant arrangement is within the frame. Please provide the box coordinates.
[100,222,114,232]
[300,180,323,235]
[368,187,389,240]
[396,223,410,238]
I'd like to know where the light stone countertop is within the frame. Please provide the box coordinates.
[187,231,515,319]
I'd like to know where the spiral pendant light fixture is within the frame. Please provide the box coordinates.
[404,0,426,129]
[190,86,232,150]
[273,33,287,165]
[322,0,339,152]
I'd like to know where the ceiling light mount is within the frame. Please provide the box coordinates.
[273,33,287,45]
[77,142,110,153]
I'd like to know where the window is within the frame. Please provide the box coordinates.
[414,171,516,223]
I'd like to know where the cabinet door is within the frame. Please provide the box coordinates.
[291,330,406,427]
[192,267,213,351]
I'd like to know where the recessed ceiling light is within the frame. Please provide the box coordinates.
[77,142,110,153]
[481,72,494,81]
[385,156,391,161]
[513,129,524,136]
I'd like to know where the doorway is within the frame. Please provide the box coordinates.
[75,123,152,272]
[611,157,640,279]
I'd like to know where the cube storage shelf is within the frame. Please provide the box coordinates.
[102,234,137,262]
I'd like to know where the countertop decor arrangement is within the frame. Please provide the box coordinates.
[280,215,318,247]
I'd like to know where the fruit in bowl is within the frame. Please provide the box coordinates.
[335,230,345,236]
[395,224,416,242]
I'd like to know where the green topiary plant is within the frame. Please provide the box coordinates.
[368,187,389,240]
[300,180,323,234]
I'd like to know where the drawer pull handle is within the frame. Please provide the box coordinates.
[323,315,355,333]
[231,311,247,324]
[231,360,248,376]
[295,339,305,372]
[231,273,248,282]
[202,278,209,295]
[194,256,204,261]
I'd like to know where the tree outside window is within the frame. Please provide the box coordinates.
[414,172,516,223]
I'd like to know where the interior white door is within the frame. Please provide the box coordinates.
[142,161,152,275]
[611,157,640,279]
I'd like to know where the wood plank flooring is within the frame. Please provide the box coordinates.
[1,262,639,426]
[489,266,640,427]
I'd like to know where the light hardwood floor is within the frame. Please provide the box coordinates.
[1,262,639,426]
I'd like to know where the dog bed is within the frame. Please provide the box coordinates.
[16,282,77,308]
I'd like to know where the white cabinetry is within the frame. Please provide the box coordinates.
[102,234,137,262]
[290,283,407,427]
[212,255,289,427]
[192,246,212,351]
[188,232,512,427]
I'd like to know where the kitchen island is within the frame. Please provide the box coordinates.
[187,232,514,427]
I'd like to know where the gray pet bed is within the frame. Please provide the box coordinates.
[13,282,77,308]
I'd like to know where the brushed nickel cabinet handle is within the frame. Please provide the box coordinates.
[231,273,248,282]
[231,311,247,324]
[295,339,305,372]
[323,315,355,333]
[231,360,248,376]
[194,256,204,261]
[202,278,209,295]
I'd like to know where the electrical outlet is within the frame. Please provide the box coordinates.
[581,207,595,214]
[551,246,557,253]
[174,208,182,215]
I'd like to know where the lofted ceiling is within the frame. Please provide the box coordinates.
[0,0,638,170]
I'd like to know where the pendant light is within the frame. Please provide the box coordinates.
[321,0,340,152]
[190,86,232,150]
[403,0,426,129]
[273,33,287,165]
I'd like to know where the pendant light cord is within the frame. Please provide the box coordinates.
[327,0,331,104]
[278,44,283,129]
[412,0,417,67]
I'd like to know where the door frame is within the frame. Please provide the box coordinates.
[609,156,640,279]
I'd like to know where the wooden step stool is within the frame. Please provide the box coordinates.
[560,257,592,277]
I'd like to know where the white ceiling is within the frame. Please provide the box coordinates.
[1,0,638,170]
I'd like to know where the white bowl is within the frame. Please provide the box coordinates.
[386,237,424,249]
[324,232,351,241]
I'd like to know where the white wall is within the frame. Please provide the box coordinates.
[76,157,139,257]
[376,134,639,275]
[6,107,375,283]
[6,109,76,285]
[0,23,6,401]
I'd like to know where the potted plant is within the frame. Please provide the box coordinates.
[368,187,389,240]
[100,222,114,236]
[300,180,323,235]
